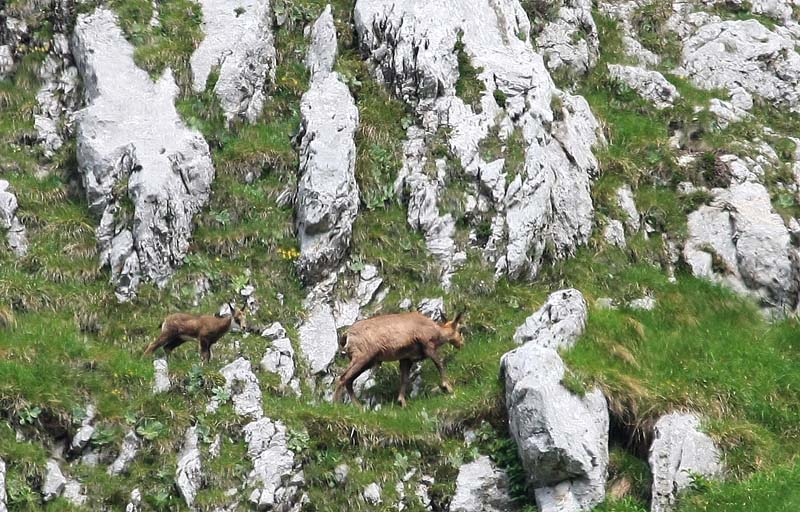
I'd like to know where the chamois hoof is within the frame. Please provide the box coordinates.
[441,382,453,394]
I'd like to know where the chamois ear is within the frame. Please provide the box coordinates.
[453,311,464,327]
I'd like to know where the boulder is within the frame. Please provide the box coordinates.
[0,180,28,257]
[35,33,79,158]
[298,302,338,375]
[108,430,141,476]
[244,418,305,510]
[537,0,599,75]
[125,488,142,512]
[362,482,382,505]
[190,0,276,123]
[678,19,800,112]
[295,6,359,285]
[0,458,6,512]
[608,64,680,109]
[417,297,446,322]
[604,220,626,248]
[616,184,640,232]
[649,413,722,512]
[260,323,300,395]
[513,289,588,349]
[70,404,96,454]
[210,357,263,419]
[42,459,66,501]
[153,359,170,394]
[62,479,87,507]
[72,9,215,301]
[450,456,516,512]
[176,426,203,510]
[684,182,800,310]
[502,289,608,512]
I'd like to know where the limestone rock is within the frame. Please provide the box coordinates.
[244,418,305,510]
[70,404,96,454]
[211,357,263,419]
[42,459,66,502]
[190,0,276,123]
[450,456,516,512]
[62,479,87,507]
[260,323,300,395]
[604,220,626,248]
[0,180,28,257]
[35,33,79,158]
[295,6,359,285]
[0,458,6,512]
[537,0,599,75]
[629,295,656,311]
[362,482,382,505]
[678,19,800,112]
[125,488,142,512]
[108,430,141,476]
[72,9,215,301]
[616,184,640,232]
[502,288,607,511]
[417,297,446,322]
[513,289,588,349]
[649,413,722,512]
[334,463,349,484]
[176,426,203,510]
[298,302,338,375]
[153,359,170,394]
[608,64,680,109]
[355,0,603,284]
[684,182,800,310]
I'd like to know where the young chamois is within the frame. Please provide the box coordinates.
[144,304,246,362]
[333,311,465,407]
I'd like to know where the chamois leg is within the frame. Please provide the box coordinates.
[424,347,452,393]
[336,358,372,407]
[199,338,212,363]
[333,359,360,404]
[144,330,173,356]
[397,359,412,408]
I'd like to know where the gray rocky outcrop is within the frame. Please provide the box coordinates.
[35,32,79,158]
[42,459,66,502]
[616,184,640,232]
[604,220,626,248]
[260,322,301,395]
[608,64,680,109]
[153,359,170,394]
[70,404,96,454]
[108,430,141,476]
[598,1,661,66]
[298,302,338,375]
[362,482,382,505]
[62,479,87,507]
[355,0,603,285]
[684,181,800,310]
[513,289,588,349]
[244,417,306,510]
[450,455,516,512]
[211,356,307,510]
[501,288,608,512]
[125,488,142,512]
[0,179,28,257]
[72,8,215,301]
[295,5,359,285]
[649,413,723,512]
[190,0,276,123]
[677,19,800,112]
[0,457,6,512]
[176,426,203,510]
[537,0,599,75]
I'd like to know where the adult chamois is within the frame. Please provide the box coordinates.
[144,304,246,362]
[333,311,465,407]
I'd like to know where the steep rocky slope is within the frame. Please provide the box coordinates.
[1,1,799,511]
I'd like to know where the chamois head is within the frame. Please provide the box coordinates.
[439,311,465,349]
[228,302,247,332]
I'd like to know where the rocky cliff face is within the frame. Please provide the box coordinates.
[1,0,798,511]
[72,9,215,301]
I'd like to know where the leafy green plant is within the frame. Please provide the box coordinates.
[211,386,231,403]
[18,406,41,425]
[136,419,166,441]
[187,364,205,394]
[90,426,117,448]
[287,428,310,454]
